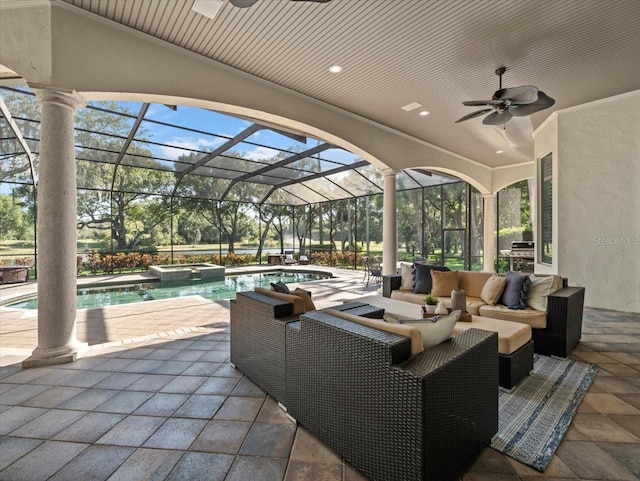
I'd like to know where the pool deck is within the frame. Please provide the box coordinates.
[1,266,639,480]
[0,265,373,366]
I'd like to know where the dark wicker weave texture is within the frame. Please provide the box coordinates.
[230,291,298,404]
[499,340,534,390]
[286,311,498,481]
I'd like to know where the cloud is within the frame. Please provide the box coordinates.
[159,137,225,160]
[244,146,280,161]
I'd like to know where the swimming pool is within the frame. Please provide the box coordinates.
[6,270,331,310]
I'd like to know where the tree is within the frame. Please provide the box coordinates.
[0,194,26,240]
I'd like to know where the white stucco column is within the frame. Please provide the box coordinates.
[23,86,86,368]
[482,193,496,272]
[382,168,398,276]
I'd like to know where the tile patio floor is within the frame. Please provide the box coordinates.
[1,267,639,480]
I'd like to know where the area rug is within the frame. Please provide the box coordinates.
[490,354,598,472]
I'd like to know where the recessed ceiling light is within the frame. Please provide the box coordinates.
[496,150,504,154]
[419,111,430,116]
[329,65,343,74]
[401,102,422,112]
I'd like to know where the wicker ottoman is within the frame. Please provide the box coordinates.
[454,316,533,390]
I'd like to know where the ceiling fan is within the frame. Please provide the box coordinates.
[230,0,330,7]
[456,67,555,125]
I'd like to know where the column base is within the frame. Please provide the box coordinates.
[22,342,88,369]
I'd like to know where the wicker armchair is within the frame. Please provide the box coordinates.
[230,291,299,404]
[286,311,498,481]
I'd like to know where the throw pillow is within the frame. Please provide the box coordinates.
[480,274,507,305]
[401,310,461,349]
[271,281,291,294]
[293,288,315,311]
[430,270,459,297]
[526,274,555,311]
[399,263,414,291]
[500,272,532,310]
[413,264,450,294]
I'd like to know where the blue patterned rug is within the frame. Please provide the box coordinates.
[491,354,598,472]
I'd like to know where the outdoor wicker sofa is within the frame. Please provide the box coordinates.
[383,271,585,358]
[230,291,499,481]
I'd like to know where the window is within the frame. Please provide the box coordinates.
[540,153,553,264]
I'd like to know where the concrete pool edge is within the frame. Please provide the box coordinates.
[0,265,337,308]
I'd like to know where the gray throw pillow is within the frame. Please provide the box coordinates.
[270,281,291,294]
[413,264,450,294]
[500,272,531,309]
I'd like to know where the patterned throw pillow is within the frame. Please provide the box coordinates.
[399,263,414,291]
[270,281,291,294]
[500,272,531,309]
[401,310,461,349]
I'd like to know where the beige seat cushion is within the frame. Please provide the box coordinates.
[430,270,459,297]
[323,309,424,356]
[478,304,547,329]
[255,287,306,315]
[453,316,532,355]
[358,294,424,320]
[438,296,486,316]
[390,290,427,305]
[458,271,493,298]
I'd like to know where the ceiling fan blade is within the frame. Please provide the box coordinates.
[509,91,556,116]
[455,109,492,123]
[463,99,503,106]
[230,0,259,7]
[494,86,539,104]
[483,110,513,125]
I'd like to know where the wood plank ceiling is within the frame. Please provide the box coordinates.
[61,0,640,168]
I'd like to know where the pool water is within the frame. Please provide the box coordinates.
[7,271,330,310]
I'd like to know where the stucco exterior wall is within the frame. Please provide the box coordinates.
[533,91,640,312]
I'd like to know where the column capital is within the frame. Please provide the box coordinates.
[381,168,399,177]
[481,192,496,199]
[28,83,85,111]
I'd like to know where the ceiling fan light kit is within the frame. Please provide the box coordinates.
[456,67,555,125]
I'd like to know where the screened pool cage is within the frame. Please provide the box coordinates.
[1,85,532,276]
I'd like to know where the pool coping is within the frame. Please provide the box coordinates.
[0,265,336,307]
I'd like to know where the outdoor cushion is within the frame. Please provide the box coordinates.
[453,316,532,355]
[438,296,486,316]
[390,289,431,307]
[430,270,459,297]
[527,274,555,311]
[293,288,316,312]
[255,287,306,315]
[481,274,507,305]
[458,271,493,298]
[401,310,461,349]
[399,262,414,291]
[500,272,531,309]
[478,305,547,329]
[413,264,449,294]
[271,281,291,294]
[323,308,424,356]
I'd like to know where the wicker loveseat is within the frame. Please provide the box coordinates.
[230,291,499,481]
[383,270,585,358]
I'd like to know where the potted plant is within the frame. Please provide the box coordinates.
[424,293,438,314]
